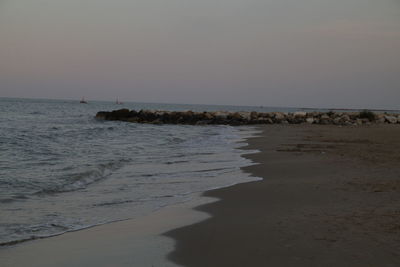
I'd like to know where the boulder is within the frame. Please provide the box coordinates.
[341,114,350,121]
[319,114,331,124]
[203,112,215,120]
[320,114,330,120]
[215,111,229,120]
[385,115,398,124]
[258,112,271,118]
[333,117,342,125]
[265,118,273,124]
[306,117,314,124]
[238,112,251,121]
[250,111,259,120]
[95,111,107,119]
[257,118,273,124]
[375,114,385,123]
[294,111,307,118]
[230,112,242,120]
[274,112,286,121]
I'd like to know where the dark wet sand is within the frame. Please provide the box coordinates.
[165,124,400,267]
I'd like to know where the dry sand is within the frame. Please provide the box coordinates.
[165,124,400,267]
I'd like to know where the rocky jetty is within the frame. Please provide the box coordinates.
[95,109,400,126]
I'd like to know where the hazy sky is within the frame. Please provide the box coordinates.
[1,0,399,109]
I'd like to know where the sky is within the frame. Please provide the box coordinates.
[0,0,399,109]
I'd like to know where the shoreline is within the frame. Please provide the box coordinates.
[0,126,260,266]
[165,124,400,266]
[0,125,260,249]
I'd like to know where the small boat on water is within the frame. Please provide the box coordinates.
[116,98,123,105]
[80,97,88,104]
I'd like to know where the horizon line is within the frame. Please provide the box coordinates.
[0,96,399,113]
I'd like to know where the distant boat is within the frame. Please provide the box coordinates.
[116,98,123,105]
[80,97,88,104]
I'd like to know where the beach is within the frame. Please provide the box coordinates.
[1,124,400,266]
[166,124,400,266]
[2,0,399,265]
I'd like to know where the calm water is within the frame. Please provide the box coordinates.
[0,98,278,245]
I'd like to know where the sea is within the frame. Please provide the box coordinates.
[0,97,307,246]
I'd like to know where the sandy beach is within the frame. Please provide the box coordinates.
[166,124,400,266]
[1,124,400,267]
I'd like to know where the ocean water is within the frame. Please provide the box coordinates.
[0,98,277,245]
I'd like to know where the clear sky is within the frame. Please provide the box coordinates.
[1,0,399,109]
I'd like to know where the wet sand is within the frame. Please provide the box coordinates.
[0,196,215,267]
[165,124,400,267]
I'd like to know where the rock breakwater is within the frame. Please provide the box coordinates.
[96,109,400,126]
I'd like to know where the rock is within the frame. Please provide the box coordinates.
[95,109,400,126]
[95,111,107,119]
[139,110,157,122]
[265,118,273,124]
[348,112,359,120]
[307,112,319,118]
[320,114,330,120]
[215,111,230,120]
[385,115,398,124]
[333,117,342,125]
[250,111,259,120]
[341,114,350,121]
[230,112,242,120]
[294,111,307,118]
[319,114,331,125]
[257,118,273,124]
[374,114,384,123]
[258,112,271,118]
[274,112,286,121]
[335,112,344,117]
[306,117,314,124]
[203,112,214,120]
[238,112,251,121]
[361,118,370,124]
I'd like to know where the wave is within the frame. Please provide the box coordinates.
[35,159,130,195]
[0,222,95,247]
[0,198,15,204]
